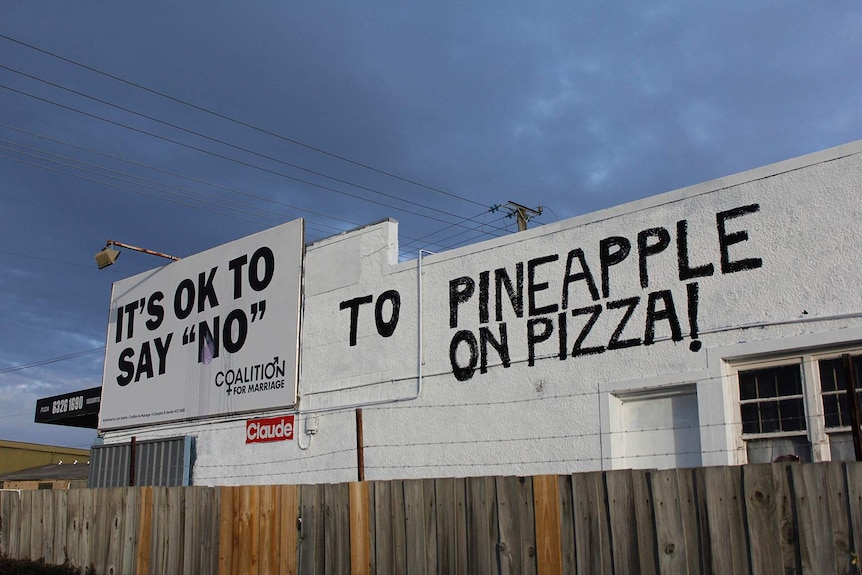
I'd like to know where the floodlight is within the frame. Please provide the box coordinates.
[94,247,121,269]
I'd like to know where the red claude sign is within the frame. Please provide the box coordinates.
[246,414,295,444]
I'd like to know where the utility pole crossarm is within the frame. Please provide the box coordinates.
[505,200,543,231]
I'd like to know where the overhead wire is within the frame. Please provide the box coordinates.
[0,33,490,210]
[0,122,371,232]
[0,138,347,237]
[0,79,506,240]
[0,64,510,236]
[0,347,104,375]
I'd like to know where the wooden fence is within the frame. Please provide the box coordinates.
[1,462,861,575]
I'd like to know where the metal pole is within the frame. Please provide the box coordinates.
[129,436,137,487]
[355,409,365,481]
[842,354,862,461]
[106,240,180,261]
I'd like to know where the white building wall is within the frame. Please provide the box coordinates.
[101,140,862,485]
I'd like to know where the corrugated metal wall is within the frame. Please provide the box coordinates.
[88,436,193,487]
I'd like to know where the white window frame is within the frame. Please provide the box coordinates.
[728,344,862,463]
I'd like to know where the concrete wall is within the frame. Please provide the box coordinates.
[100,140,862,485]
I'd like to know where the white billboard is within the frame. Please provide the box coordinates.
[99,220,303,430]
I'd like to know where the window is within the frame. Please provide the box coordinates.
[818,354,862,461]
[738,363,811,463]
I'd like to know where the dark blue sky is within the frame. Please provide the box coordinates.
[1,1,860,447]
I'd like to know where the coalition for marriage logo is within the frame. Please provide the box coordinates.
[214,357,287,396]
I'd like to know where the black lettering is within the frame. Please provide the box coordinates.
[449,277,475,328]
[558,311,567,360]
[637,227,670,289]
[572,305,606,356]
[197,267,219,312]
[677,220,714,280]
[717,204,763,273]
[374,290,401,337]
[249,246,275,291]
[527,255,560,316]
[117,348,134,386]
[123,300,139,339]
[479,323,511,373]
[687,282,702,352]
[561,248,599,308]
[223,309,248,353]
[174,278,195,320]
[599,236,631,299]
[145,292,165,331]
[479,271,490,324]
[527,317,554,366]
[340,295,373,346]
[607,297,642,350]
[115,306,124,344]
[153,334,172,375]
[135,342,153,383]
[449,330,478,381]
[494,264,524,321]
[643,290,682,345]
[228,254,248,299]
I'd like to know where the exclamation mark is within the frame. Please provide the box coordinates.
[687,282,702,352]
[558,311,568,360]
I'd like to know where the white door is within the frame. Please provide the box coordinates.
[621,390,702,469]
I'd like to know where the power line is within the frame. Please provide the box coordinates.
[0,65,509,236]
[0,81,502,236]
[0,32,489,210]
[0,138,347,237]
[0,347,104,375]
[0,122,369,232]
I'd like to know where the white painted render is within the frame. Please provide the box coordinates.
[100,140,862,485]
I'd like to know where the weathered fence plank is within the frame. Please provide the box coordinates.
[403,479,429,575]
[40,490,54,564]
[135,487,153,575]
[767,464,798,575]
[791,463,836,574]
[51,489,67,566]
[258,485,279,575]
[571,471,612,575]
[324,482,350,575]
[702,465,749,575]
[349,482,370,575]
[823,462,853,575]
[298,484,325,575]
[119,488,139,575]
[280,484,299,575]
[605,470,641,575]
[846,463,862,569]
[533,474,561,575]
[651,469,689,575]
[19,489,33,559]
[218,485,235,575]
[434,477,464,575]
[467,476,497,575]
[496,476,537,575]
[742,464,782,575]
[1,490,21,558]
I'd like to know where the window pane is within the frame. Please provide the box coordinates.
[775,365,802,396]
[739,372,757,400]
[761,401,780,433]
[823,395,841,428]
[758,372,778,398]
[779,398,805,431]
[819,358,843,392]
[741,403,760,434]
